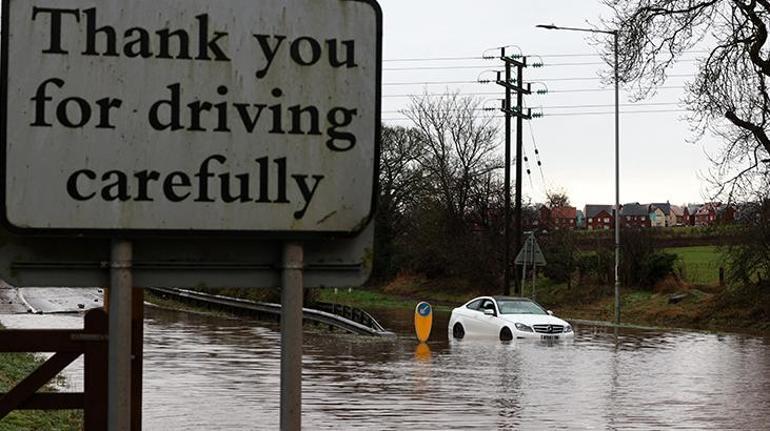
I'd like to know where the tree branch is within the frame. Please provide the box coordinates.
[725,109,770,152]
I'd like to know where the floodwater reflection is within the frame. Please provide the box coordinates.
[141,307,770,430]
[2,305,770,430]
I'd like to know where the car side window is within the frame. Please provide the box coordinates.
[481,299,496,315]
[466,299,482,311]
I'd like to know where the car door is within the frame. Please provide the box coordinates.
[477,298,501,334]
[460,299,485,334]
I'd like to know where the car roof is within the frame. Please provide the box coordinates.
[492,296,533,302]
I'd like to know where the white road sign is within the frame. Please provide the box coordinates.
[515,234,547,266]
[1,0,381,235]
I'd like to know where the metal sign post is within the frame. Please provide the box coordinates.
[515,232,547,299]
[280,243,304,430]
[108,239,132,431]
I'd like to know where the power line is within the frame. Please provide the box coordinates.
[381,50,709,62]
[541,101,681,109]
[381,86,688,98]
[382,75,694,86]
[380,109,689,121]
[383,59,699,71]
[383,80,482,86]
[381,102,682,114]
[385,65,499,71]
[532,73,695,82]
[550,86,686,93]
[547,109,687,117]
[383,56,486,62]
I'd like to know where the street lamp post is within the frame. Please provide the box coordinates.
[536,24,622,325]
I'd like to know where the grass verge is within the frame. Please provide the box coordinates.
[324,269,770,335]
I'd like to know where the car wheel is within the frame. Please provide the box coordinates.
[499,327,513,341]
[452,322,465,339]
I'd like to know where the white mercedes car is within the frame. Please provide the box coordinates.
[448,296,574,341]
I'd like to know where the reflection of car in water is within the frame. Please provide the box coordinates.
[448,296,574,341]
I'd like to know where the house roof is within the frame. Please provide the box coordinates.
[585,204,613,218]
[620,203,648,217]
[670,205,684,216]
[696,202,721,216]
[650,202,671,215]
[687,204,702,213]
[551,206,577,219]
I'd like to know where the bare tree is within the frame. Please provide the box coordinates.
[379,125,425,229]
[600,0,770,199]
[546,188,571,208]
[404,91,500,222]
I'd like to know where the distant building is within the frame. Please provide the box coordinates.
[670,205,686,226]
[537,205,577,230]
[650,202,674,227]
[649,205,667,228]
[551,206,577,230]
[686,204,702,226]
[576,210,586,229]
[695,203,720,226]
[716,204,736,224]
[620,203,651,228]
[585,204,614,230]
[536,205,551,230]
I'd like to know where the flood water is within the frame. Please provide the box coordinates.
[3,305,770,430]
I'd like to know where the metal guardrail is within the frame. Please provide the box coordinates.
[147,287,394,337]
[314,302,387,332]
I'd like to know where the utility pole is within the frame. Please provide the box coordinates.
[536,23,621,323]
[496,50,531,296]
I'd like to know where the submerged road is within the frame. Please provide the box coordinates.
[2,287,770,430]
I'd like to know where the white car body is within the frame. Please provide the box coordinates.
[448,296,574,341]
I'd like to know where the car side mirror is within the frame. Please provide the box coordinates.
[483,308,495,316]
[547,310,554,316]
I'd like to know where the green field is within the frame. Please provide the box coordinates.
[665,245,726,285]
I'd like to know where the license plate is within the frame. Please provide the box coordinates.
[541,335,559,340]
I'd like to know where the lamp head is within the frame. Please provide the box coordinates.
[536,24,559,30]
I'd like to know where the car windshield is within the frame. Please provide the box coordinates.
[497,300,547,315]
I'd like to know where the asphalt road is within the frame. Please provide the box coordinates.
[0,281,27,313]
[0,282,103,314]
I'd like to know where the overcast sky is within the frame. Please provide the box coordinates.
[379,0,717,210]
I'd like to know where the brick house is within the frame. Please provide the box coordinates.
[716,205,736,224]
[585,204,614,230]
[537,205,577,230]
[687,204,702,226]
[694,203,718,226]
[551,206,577,230]
[536,204,552,230]
[620,203,651,228]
